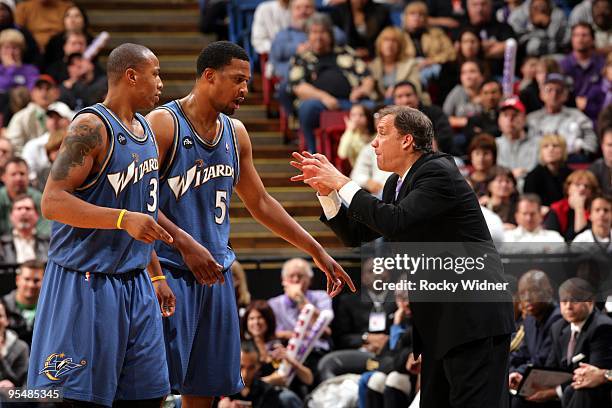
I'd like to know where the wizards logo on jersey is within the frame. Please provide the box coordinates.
[39,353,86,381]
[167,159,235,200]
[107,156,159,196]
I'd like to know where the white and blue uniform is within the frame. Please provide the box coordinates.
[154,100,243,396]
[27,103,169,406]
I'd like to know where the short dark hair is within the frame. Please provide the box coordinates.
[571,22,595,39]
[241,300,277,343]
[589,195,612,210]
[196,41,249,77]
[66,52,83,66]
[393,80,418,95]
[4,156,27,170]
[518,194,542,208]
[240,340,260,360]
[106,43,155,84]
[479,78,501,92]
[559,278,595,302]
[18,259,45,274]
[377,106,433,153]
[467,133,497,161]
[10,194,36,212]
[600,127,612,144]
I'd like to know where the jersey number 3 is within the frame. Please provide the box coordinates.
[147,178,158,212]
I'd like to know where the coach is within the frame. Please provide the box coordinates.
[292,106,515,407]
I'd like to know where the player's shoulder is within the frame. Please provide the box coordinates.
[68,112,108,138]
[146,106,176,130]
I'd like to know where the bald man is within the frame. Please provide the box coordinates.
[27,43,173,407]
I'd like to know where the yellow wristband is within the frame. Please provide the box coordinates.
[151,275,166,283]
[116,209,127,229]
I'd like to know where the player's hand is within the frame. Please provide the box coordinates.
[508,372,523,390]
[312,250,356,297]
[153,279,176,317]
[176,234,224,286]
[121,211,173,245]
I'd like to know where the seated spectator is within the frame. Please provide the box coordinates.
[570,0,612,54]
[0,194,49,263]
[268,258,333,352]
[508,270,562,408]
[443,60,484,130]
[544,169,600,242]
[0,300,28,388]
[571,362,612,392]
[0,28,39,92]
[516,55,539,95]
[337,104,375,166]
[21,101,72,189]
[464,78,503,146]
[561,22,606,123]
[519,56,561,114]
[45,31,97,83]
[392,81,454,155]
[251,0,291,56]
[0,138,13,179]
[527,74,598,162]
[467,133,497,197]
[480,165,518,227]
[350,144,392,199]
[510,0,568,57]
[496,0,523,24]
[43,5,92,69]
[425,0,465,30]
[330,0,391,59]
[589,127,612,196]
[0,0,40,66]
[588,53,612,128]
[231,260,251,318]
[0,157,48,236]
[368,26,421,104]
[513,278,612,406]
[496,96,538,190]
[524,134,572,207]
[572,195,611,246]
[219,341,284,408]
[289,13,374,152]
[401,1,455,87]
[5,75,57,154]
[1,259,44,346]
[503,195,565,250]
[14,0,73,53]
[58,52,107,111]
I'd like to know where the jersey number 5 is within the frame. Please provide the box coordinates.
[215,190,227,224]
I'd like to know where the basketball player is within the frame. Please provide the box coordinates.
[27,43,173,407]
[146,41,355,408]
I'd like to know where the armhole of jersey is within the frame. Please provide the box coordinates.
[138,112,159,154]
[154,106,179,181]
[227,117,240,186]
[75,106,115,192]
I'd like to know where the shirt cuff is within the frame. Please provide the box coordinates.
[317,190,341,220]
[555,385,563,399]
[339,180,362,207]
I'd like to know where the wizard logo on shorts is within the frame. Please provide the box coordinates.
[39,353,87,381]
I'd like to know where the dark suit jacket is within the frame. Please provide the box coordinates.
[322,152,515,358]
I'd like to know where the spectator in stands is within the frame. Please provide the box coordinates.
[219,341,283,408]
[330,0,391,59]
[0,194,49,264]
[45,31,93,83]
[519,56,561,114]
[516,55,539,95]
[337,104,375,166]
[496,96,538,190]
[524,134,572,207]
[368,26,421,104]
[467,133,497,197]
[251,0,291,56]
[58,52,107,111]
[503,195,565,250]
[0,300,28,388]
[14,0,73,52]
[496,0,523,24]
[513,0,569,57]
[0,29,39,92]
[570,0,612,53]
[521,278,612,406]
[480,165,518,227]
[0,157,48,237]
[22,101,70,189]
[289,13,374,152]
[198,0,228,41]
[508,270,562,408]
[5,74,57,154]
[231,260,251,318]
[401,1,455,87]
[571,362,612,394]
[426,0,466,29]
[464,79,503,145]
[587,53,612,128]
[527,73,598,162]
[589,127,611,196]
[268,258,332,351]
[561,22,605,123]
[443,60,484,130]
[1,259,44,346]
[462,0,515,75]
[0,138,12,180]
[572,195,611,245]
[544,169,600,241]
[43,5,92,68]
[0,0,40,66]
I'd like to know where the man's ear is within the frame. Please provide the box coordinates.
[401,133,414,150]
[202,67,216,83]
[125,68,137,86]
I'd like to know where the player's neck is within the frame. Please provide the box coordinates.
[102,94,136,127]
[181,92,218,129]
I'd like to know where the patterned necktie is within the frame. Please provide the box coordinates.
[566,329,577,363]
[395,178,403,201]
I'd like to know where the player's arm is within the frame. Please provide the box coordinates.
[146,109,224,285]
[43,113,172,244]
[147,250,175,317]
[233,119,355,297]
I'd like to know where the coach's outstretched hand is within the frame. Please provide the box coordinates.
[313,250,356,297]
[122,211,174,245]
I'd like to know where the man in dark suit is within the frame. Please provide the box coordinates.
[291,105,515,407]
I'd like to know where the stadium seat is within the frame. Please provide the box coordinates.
[317,350,375,382]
